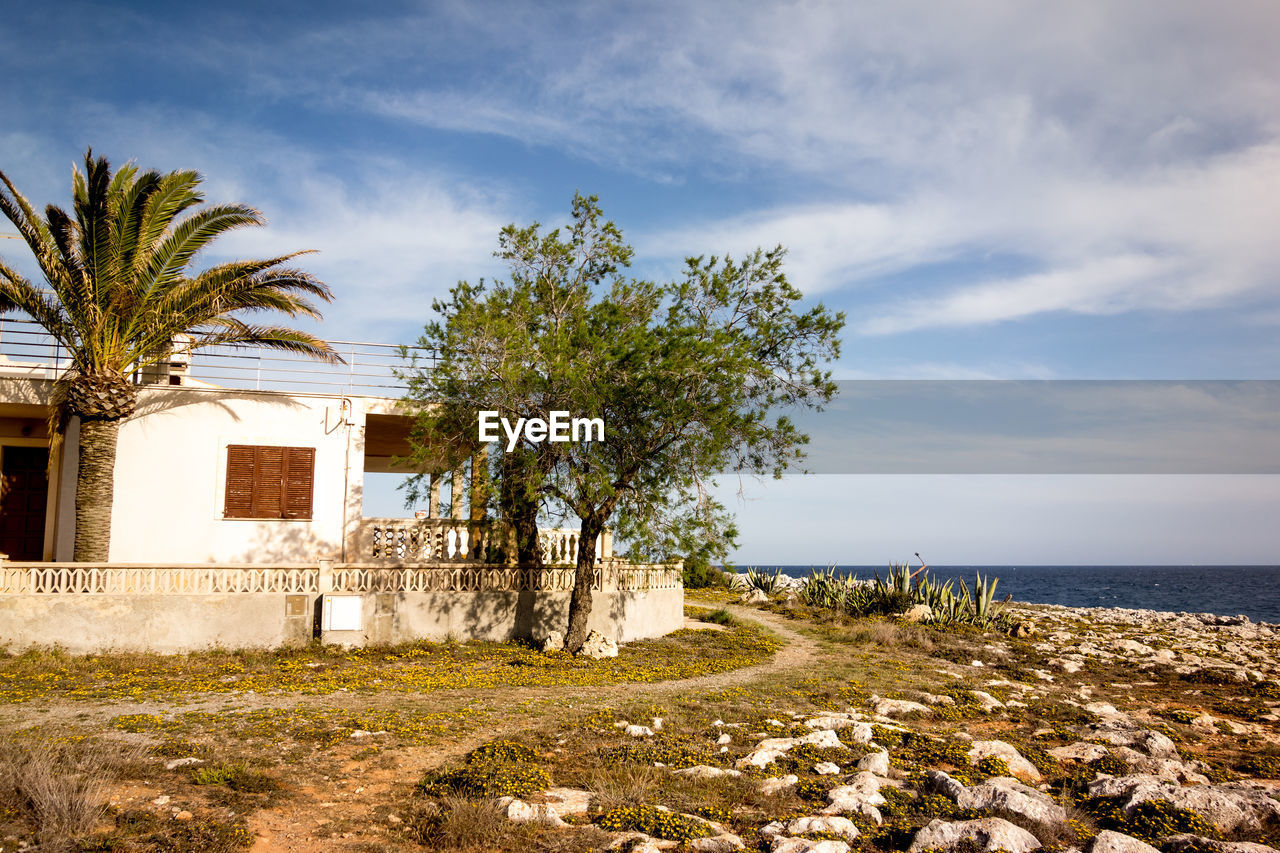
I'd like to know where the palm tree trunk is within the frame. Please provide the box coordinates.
[564,516,604,653]
[73,418,119,561]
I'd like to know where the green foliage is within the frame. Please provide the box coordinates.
[743,567,786,595]
[699,609,736,626]
[190,762,280,793]
[795,778,836,800]
[402,193,844,586]
[976,756,1011,778]
[1088,798,1217,843]
[418,739,549,799]
[797,562,1010,628]
[418,760,550,800]
[683,556,732,589]
[596,804,712,841]
[466,740,539,765]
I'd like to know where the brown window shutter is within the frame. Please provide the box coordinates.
[282,447,314,519]
[250,446,285,519]
[224,445,256,518]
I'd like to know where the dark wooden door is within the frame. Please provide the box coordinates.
[0,446,49,561]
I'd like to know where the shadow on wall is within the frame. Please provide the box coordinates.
[131,387,311,423]
[232,521,341,563]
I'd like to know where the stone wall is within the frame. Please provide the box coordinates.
[0,561,683,653]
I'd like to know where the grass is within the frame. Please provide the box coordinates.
[0,620,780,704]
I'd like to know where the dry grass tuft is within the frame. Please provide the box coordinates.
[405,795,536,850]
[0,736,145,850]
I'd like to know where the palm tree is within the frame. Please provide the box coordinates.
[0,149,340,561]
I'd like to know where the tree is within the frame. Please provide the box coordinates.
[406,194,843,651]
[0,150,338,561]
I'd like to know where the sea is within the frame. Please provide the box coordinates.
[748,565,1280,625]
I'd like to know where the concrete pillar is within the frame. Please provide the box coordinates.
[469,450,488,521]
[428,472,441,519]
[450,465,467,521]
[318,558,333,593]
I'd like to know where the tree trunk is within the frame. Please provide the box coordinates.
[73,418,120,562]
[564,515,604,653]
[500,451,543,568]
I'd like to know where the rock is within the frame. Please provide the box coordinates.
[541,630,565,652]
[857,750,891,776]
[626,725,655,737]
[674,766,743,780]
[759,774,800,794]
[805,714,863,732]
[1011,621,1036,638]
[605,833,668,852]
[690,833,745,852]
[1162,834,1280,853]
[822,771,886,818]
[921,692,958,706]
[578,630,618,659]
[1085,830,1161,853]
[872,695,932,717]
[771,839,851,853]
[543,788,593,816]
[953,776,1067,827]
[741,588,771,605]
[907,817,1041,853]
[1086,776,1280,834]
[150,795,170,806]
[717,733,732,745]
[971,690,1005,712]
[1049,742,1109,762]
[174,811,193,821]
[901,604,933,623]
[787,816,860,842]
[967,740,1042,782]
[498,797,565,826]
[814,762,841,775]
[164,758,202,770]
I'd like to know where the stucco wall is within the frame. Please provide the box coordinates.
[0,587,683,653]
[0,593,313,654]
[106,387,369,563]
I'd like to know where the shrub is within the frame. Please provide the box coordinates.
[977,756,1011,778]
[190,762,280,793]
[597,742,714,770]
[596,804,711,841]
[418,760,550,800]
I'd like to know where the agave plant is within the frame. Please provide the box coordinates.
[970,572,1001,625]
[744,566,785,595]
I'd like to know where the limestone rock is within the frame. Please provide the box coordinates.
[967,740,1042,782]
[822,771,886,819]
[1049,742,1109,762]
[955,776,1067,827]
[741,588,771,605]
[690,833,746,852]
[787,816,860,842]
[759,774,800,795]
[1085,830,1161,853]
[541,630,565,653]
[907,817,1041,853]
[901,604,933,623]
[857,750,891,776]
[674,765,743,780]
[814,761,841,775]
[971,690,1006,712]
[626,724,655,737]
[1086,776,1280,834]
[872,695,932,717]
[543,787,592,816]
[498,797,565,826]
[771,839,851,853]
[578,630,619,659]
[1162,834,1280,853]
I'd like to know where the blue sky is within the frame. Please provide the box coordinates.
[3,1,1279,563]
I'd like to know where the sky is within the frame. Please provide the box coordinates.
[2,1,1278,564]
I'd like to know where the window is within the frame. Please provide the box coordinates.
[223,445,315,520]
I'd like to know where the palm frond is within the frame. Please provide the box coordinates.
[143,203,263,290]
[186,319,344,364]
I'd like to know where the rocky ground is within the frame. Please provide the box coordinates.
[1,595,1277,852]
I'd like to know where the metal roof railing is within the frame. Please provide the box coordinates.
[0,316,434,397]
